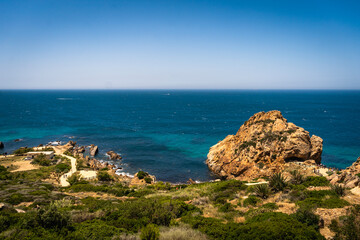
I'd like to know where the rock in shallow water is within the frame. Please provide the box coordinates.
[206,110,323,180]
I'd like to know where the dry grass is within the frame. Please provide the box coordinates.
[159,225,208,240]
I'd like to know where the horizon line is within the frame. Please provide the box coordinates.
[0,88,360,91]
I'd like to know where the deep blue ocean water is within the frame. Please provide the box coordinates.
[0,90,359,183]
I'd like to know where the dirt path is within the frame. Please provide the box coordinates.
[59,154,77,187]
[245,181,268,186]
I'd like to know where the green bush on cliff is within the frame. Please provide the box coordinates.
[13,147,34,155]
[137,171,149,179]
[98,171,113,181]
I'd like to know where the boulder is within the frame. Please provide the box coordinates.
[90,144,98,156]
[0,141,4,149]
[345,178,359,188]
[106,151,122,160]
[206,110,323,180]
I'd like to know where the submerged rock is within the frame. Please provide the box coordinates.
[206,110,323,180]
[107,151,122,160]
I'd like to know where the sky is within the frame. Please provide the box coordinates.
[0,0,360,89]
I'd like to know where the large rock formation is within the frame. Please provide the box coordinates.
[90,144,98,156]
[206,110,323,180]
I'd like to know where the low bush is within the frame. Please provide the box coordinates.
[292,208,320,230]
[140,224,159,240]
[183,212,324,240]
[55,163,71,173]
[13,147,34,155]
[243,195,260,207]
[303,176,329,187]
[31,154,52,166]
[98,171,113,181]
[144,177,152,184]
[219,203,235,212]
[137,171,149,179]
[297,197,350,209]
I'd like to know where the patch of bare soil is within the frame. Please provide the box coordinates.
[11,160,39,172]
[64,191,134,201]
[315,207,350,240]
[275,202,298,215]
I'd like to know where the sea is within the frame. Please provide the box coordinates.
[0,90,359,183]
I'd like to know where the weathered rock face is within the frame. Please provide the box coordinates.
[206,110,323,180]
[90,144,98,156]
[0,141,4,149]
[107,151,122,160]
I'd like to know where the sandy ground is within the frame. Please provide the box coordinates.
[0,155,39,172]
[79,170,97,180]
[11,160,39,172]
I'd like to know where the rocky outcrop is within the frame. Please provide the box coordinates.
[107,151,122,160]
[0,141,4,149]
[90,144,98,156]
[328,157,360,188]
[206,110,323,180]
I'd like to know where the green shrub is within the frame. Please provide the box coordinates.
[31,154,52,166]
[144,177,152,184]
[219,203,235,212]
[140,224,159,240]
[55,163,71,173]
[70,219,123,239]
[68,173,82,186]
[97,171,113,181]
[13,147,34,155]
[303,176,329,187]
[183,212,324,240]
[6,193,30,205]
[243,195,260,207]
[253,184,271,199]
[292,208,320,230]
[297,197,350,209]
[37,205,72,231]
[137,171,149,179]
[332,184,346,197]
[269,172,287,192]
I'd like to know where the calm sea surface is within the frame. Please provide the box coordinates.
[0,90,359,182]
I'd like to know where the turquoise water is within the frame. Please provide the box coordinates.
[0,90,359,182]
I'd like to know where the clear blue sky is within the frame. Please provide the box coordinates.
[1,0,359,89]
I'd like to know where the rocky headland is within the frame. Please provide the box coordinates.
[206,110,323,180]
